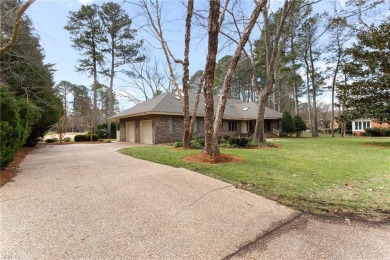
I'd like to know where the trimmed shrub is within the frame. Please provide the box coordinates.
[190,139,204,149]
[98,123,118,138]
[173,141,182,148]
[96,129,109,139]
[45,138,56,143]
[247,140,260,147]
[218,137,227,144]
[364,127,383,137]
[240,138,250,147]
[219,142,227,147]
[74,134,87,142]
[247,140,276,148]
[228,136,240,147]
[384,128,390,137]
[196,136,205,146]
[227,136,250,147]
[86,134,99,141]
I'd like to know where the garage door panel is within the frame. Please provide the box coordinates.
[126,122,135,142]
[140,120,153,144]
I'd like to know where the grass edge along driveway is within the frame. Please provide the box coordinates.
[119,136,390,222]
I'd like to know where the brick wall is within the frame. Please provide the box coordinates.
[119,115,281,144]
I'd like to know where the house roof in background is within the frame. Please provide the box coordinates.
[110,92,282,120]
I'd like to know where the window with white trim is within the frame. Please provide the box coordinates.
[229,121,237,132]
[354,121,370,130]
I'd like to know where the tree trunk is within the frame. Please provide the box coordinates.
[90,33,99,134]
[292,36,299,116]
[181,0,194,149]
[254,92,267,142]
[212,0,266,155]
[203,0,221,157]
[107,39,115,138]
[304,56,313,133]
[331,63,339,138]
[331,44,342,138]
[189,72,204,140]
[309,44,318,137]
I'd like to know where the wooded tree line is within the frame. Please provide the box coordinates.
[1,0,61,167]
[54,80,119,142]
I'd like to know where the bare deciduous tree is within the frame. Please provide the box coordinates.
[136,0,194,148]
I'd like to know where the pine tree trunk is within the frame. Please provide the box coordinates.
[309,45,319,137]
[107,41,115,138]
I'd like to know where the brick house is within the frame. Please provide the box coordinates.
[351,118,390,135]
[109,92,282,144]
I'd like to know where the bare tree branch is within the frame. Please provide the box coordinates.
[0,0,35,54]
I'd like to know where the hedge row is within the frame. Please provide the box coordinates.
[172,136,275,149]
[362,127,390,137]
[74,134,99,142]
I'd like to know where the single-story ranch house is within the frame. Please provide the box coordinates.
[351,118,390,135]
[109,92,282,144]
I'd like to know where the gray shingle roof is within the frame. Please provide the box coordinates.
[110,92,282,120]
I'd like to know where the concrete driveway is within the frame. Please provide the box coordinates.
[1,143,389,259]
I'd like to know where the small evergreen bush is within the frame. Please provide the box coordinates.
[228,136,240,147]
[173,141,182,148]
[63,137,71,142]
[239,137,250,147]
[96,129,109,139]
[247,140,260,147]
[74,134,87,142]
[383,128,390,137]
[364,127,383,137]
[45,138,56,143]
[227,137,250,147]
[281,111,295,136]
[190,139,204,149]
[218,137,227,144]
[293,115,307,137]
[196,136,205,146]
[86,134,99,141]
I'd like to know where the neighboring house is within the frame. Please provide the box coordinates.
[351,118,390,135]
[109,92,282,145]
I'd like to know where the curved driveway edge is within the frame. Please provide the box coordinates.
[1,143,296,259]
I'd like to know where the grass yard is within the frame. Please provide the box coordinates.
[119,136,390,222]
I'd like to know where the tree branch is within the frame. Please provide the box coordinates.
[0,0,35,54]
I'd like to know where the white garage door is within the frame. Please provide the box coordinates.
[126,122,135,142]
[140,120,153,144]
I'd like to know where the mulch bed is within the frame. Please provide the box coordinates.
[183,152,242,164]
[1,147,32,188]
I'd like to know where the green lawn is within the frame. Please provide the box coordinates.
[119,136,390,222]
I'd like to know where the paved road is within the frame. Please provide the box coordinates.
[1,143,389,259]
